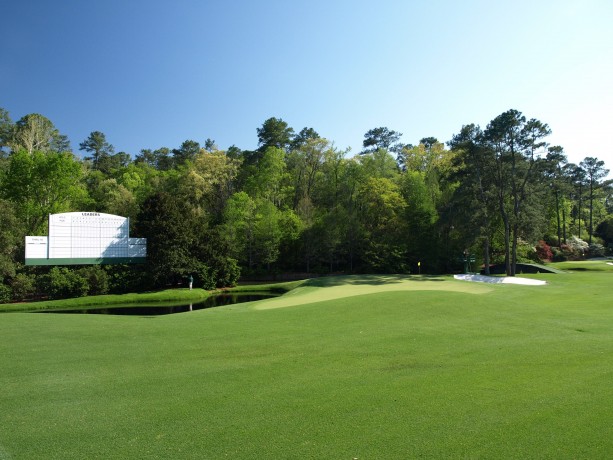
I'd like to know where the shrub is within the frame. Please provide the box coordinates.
[215,258,240,288]
[535,240,553,262]
[0,283,11,304]
[567,236,589,257]
[105,264,150,293]
[516,241,540,263]
[193,262,217,290]
[43,267,90,300]
[78,266,109,296]
[587,243,606,258]
[551,246,567,262]
[11,273,36,301]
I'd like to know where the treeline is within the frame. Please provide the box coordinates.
[0,107,611,301]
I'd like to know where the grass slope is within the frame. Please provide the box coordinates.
[0,280,303,313]
[1,265,612,458]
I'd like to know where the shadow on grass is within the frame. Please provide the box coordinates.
[303,274,445,288]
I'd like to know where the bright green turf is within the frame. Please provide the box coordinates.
[0,281,305,313]
[1,264,612,458]
[0,288,212,312]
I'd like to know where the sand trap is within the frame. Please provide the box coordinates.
[454,274,547,285]
[607,262,613,266]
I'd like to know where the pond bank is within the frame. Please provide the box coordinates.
[0,280,305,313]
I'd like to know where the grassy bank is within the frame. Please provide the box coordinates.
[0,280,306,313]
[1,263,612,458]
[0,288,212,312]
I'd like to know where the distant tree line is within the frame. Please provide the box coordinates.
[0,107,611,301]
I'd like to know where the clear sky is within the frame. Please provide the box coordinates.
[2,0,612,170]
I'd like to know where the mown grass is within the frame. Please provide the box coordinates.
[0,263,612,458]
[0,280,305,313]
[0,288,212,312]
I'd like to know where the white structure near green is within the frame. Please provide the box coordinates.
[25,212,146,265]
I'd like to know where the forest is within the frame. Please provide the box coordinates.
[0,107,611,302]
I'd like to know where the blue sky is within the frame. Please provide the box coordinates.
[2,0,612,169]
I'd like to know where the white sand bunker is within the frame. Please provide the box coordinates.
[454,274,547,285]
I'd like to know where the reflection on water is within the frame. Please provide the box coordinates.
[35,293,277,316]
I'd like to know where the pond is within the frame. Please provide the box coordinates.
[34,293,277,316]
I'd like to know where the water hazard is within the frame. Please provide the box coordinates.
[35,293,277,316]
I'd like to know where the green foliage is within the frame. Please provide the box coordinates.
[0,107,14,154]
[136,191,197,287]
[357,148,399,179]
[10,272,36,301]
[0,107,610,285]
[172,139,200,166]
[595,216,613,247]
[178,150,240,219]
[244,146,292,206]
[579,156,609,244]
[514,241,540,263]
[192,261,217,290]
[361,126,403,154]
[1,150,88,234]
[78,266,109,296]
[10,113,68,154]
[43,267,90,300]
[223,191,257,264]
[214,257,240,288]
[257,117,295,151]
[0,199,22,280]
[357,177,407,272]
[79,131,115,171]
[587,243,606,258]
[254,199,284,269]
[104,265,148,294]
[0,283,11,303]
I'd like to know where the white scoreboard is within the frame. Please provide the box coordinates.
[25,212,147,265]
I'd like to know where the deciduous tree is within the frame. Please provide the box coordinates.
[11,113,68,154]
[1,150,88,234]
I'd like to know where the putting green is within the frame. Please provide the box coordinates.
[253,275,495,310]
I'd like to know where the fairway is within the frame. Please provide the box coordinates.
[1,266,612,458]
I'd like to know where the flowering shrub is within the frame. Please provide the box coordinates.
[552,236,590,261]
[587,243,606,258]
[567,236,589,254]
[535,240,553,262]
[516,240,540,263]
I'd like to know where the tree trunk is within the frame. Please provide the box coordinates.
[482,236,491,275]
[577,187,583,239]
[503,216,511,276]
[562,199,567,245]
[588,182,594,245]
[555,189,561,247]
[511,223,519,276]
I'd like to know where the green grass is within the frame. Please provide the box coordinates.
[1,264,612,458]
[0,280,306,313]
[0,288,213,312]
